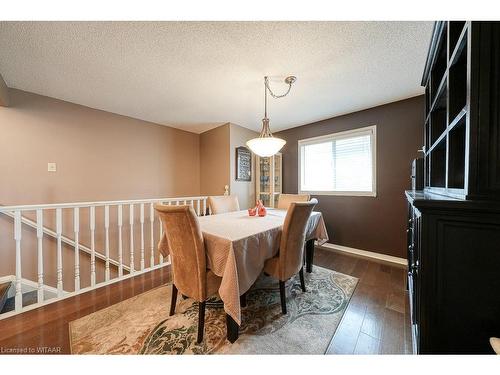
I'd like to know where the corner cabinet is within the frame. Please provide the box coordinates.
[255,153,282,208]
[406,21,500,354]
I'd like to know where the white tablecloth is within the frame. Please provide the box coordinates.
[160,208,329,325]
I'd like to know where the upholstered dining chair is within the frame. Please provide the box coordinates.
[154,204,221,343]
[276,193,311,210]
[263,198,318,314]
[491,337,500,354]
[207,195,240,215]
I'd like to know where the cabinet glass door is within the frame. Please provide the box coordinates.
[259,157,271,193]
[259,193,271,207]
[274,153,282,193]
[256,154,282,208]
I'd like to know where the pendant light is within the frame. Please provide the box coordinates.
[246,76,296,157]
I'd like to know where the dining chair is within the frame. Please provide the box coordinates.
[276,193,311,210]
[154,204,222,343]
[491,337,500,354]
[263,198,318,314]
[207,195,240,215]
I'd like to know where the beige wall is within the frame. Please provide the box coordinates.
[199,123,230,197]
[0,73,9,107]
[0,89,201,290]
[0,90,260,290]
[199,123,258,209]
[0,89,200,205]
[229,123,258,209]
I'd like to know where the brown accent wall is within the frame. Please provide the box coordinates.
[276,96,424,258]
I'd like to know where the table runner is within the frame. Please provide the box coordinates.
[158,209,328,325]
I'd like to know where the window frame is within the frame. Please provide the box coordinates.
[297,125,377,197]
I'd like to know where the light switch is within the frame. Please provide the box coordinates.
[47,162,57,172]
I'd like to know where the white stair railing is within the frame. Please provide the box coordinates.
[1,210,128,272]
[0,196,208,319]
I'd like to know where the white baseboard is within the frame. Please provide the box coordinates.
[318,242,407,267]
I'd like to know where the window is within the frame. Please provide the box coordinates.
[298,125,376,196]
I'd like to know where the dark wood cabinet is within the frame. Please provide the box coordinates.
[407,21,500,354]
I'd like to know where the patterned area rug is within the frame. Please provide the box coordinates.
[69,266,358,354]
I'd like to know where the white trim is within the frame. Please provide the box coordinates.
[318,242,407,267]
[0,263,170,320]
[298,125,377,197]
[0,211,129,272]
[299,190,377,197]
[0,195,208,212]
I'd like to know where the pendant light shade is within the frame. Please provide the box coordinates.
[246,118,286,157]
[246,76,295,157]
[246,137,286,157]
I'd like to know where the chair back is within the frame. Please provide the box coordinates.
[154,204,207,301]
[277,193,311,210]
[207,195,240,215]
[278,198,317,280]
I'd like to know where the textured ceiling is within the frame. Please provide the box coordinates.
[0,21,433,133]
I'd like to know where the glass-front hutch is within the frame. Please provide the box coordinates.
[255,153,282,208]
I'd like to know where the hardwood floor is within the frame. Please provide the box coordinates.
[0,267,171,354]
[0,247,411,354]
[315,248,412,354]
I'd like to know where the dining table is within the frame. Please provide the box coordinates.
[159,207,329,343]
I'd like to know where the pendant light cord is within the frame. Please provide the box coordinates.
[264,76,294,99]
[264,76,268,119]
[260,75,295,138]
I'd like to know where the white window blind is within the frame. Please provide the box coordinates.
[299,125,376,196]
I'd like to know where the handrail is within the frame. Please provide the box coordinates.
[0,195,208,319]
[0,211,129,272]
[0,195,209,212]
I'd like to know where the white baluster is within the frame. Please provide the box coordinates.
[129,204,134,273]
[14,211,22,312]
[159,214,164,264]
[149,203,155,268]
[73,207,80,291]
[118,204,123,277]
[183,200,187,206]
[140,203,145,271]
[36,209,44,303]
[203,198,207,216]
[196,199,201,216]
[104,205,110,281]
[89,206,96,287]
[56,208,63,296]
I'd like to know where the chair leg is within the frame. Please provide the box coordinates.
[170,284,178,316]
[299,267,306,292]
[279,280,287,315]
[305,239,315,273]
[240,292,247,308]
[197,301,206,344]
[226,313,239,343]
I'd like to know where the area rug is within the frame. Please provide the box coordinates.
[69,266,358,354]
